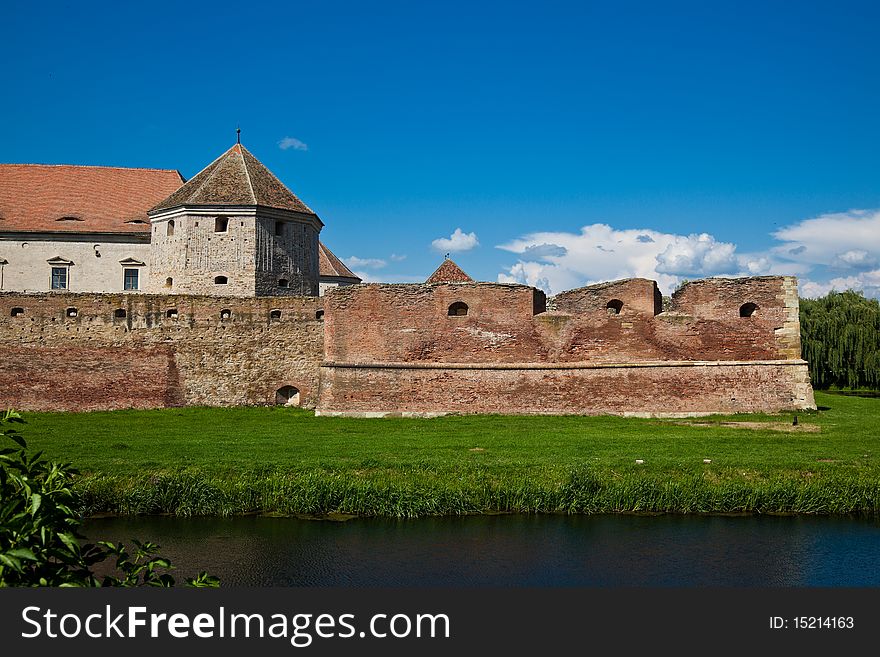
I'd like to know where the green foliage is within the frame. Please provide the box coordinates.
[17,392,880,517]
[0,409,218,587]
[800,291,880,390]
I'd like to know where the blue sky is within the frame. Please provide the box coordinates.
[4,0,879,296]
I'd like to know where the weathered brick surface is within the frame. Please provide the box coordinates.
[0,292,323,411]
[0,275,817,416]
[316,361,815,417]
[318,276,817,416]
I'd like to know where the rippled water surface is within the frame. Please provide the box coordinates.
[83,514,880,587]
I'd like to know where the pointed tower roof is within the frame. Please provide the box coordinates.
[150,143,316,216]
[319,242,361,281]
[426,258,473,284]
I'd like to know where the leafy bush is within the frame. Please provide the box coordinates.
[0,409,218,587]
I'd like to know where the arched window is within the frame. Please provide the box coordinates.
[315,309,325,320]
[270,309,282,320]
[275,385,301,407]
[606,299,624,315]
[166,309,178,319]
[166,220,175,237]
[220,309,232,320]
[740,302,759,318]
[66,307,78,318]
[448,301,468,316]
[214,217,228,233]
[278,279,289,288]
[113,309,126,319]
[214,275,228,285]
[10,307,24,317]
[164,277,173,288]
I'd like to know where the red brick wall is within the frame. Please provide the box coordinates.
[316,361,815,417]
[317,276,816,416]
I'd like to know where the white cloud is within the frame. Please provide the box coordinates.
[431,228,479,253]
[390,253,407,262]
[799,269,880,299]
[278,136,309,151]
[497,224,760,295]
[344,256,386,269]
[772,209,880,270]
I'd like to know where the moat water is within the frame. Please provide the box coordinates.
[83,514,880,587]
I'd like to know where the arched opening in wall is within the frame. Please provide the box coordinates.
[274,221,284,236]
[66,307,78,318]
[164,277,173,289]
[113,309,126,319]
[10,307,24,317]
[275,386,301,407]
[315,309,324,320]
[270,309,282,320]
[166,308,178,319]
[214,275,229,285]
[166,220,175,237]
[606,299,624,315]
[740,302,759,318]
[220,309,232,320]
[214,217,229,233]
[278,279,289,288]
[448,301,468,316]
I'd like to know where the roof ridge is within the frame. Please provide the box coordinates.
[180,145,237,205]
[238,145,257,204]
[0,163,182,174]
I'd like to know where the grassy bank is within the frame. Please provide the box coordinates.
[17,391,880,517]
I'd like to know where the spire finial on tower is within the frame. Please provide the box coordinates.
[236,126,241,144]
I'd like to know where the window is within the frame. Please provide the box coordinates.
[51,266,68,290]
[66,307,78,318]
[167,220,175,236]
[275,385,301,406]
[214,217,229,233]
[11,307,24,317]
[214,275,228,285]
[270,309,282,320]
[114,309,126,319]
[740,302,759,318]
[220,309,232,320]
[448,302,468,316]
[316,309,325,321]
[606,299,624,315]
[274,221,284,236]
[165,277,173,288]
[166,309,178,319]
[277,279,289,288]
[123,268,139,290]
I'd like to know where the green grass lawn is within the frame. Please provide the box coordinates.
[13,391,880,517]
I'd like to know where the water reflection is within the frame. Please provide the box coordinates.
[83,514,880,587]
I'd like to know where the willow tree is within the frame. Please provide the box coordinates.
[800,291,880,390]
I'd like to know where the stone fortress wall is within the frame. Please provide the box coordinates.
[0,291,323,412]
[0,275,816,416]
[316,275,815,417]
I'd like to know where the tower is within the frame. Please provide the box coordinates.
[146,142,322,296]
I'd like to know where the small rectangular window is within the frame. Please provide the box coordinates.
[275,221,284,236]
[51,266,68,290]
[124,268,139,290]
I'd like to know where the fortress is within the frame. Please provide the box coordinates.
[0,142,816,416]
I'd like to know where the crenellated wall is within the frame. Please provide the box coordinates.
[317,276,816,417]
[0,292,323,412]
[0,275,816,416]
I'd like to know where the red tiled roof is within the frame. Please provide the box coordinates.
[151,143,317,216]
[319,242,360,281]
[0,164,184,234]
[426,259,473,283]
